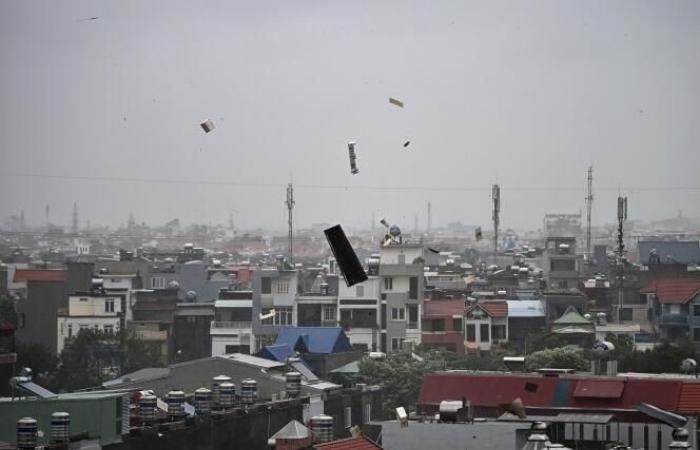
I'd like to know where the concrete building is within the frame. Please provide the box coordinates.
[57,290,123,354]
[544,237,581,290]
[464,301,508,353]
[251,267,298,349]
[210,291,254,356]
[421,299,465,355]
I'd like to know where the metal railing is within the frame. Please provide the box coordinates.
[210,321,252,330]
[658,314,688,326]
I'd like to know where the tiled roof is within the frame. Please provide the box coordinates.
[466,301,507,318]
[641,278,700,304]
[13,269,67,282]
[678,383,700,413]
[314,435,384,450]
[424,299,465,316]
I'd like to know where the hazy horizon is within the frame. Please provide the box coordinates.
[2,1,699,231]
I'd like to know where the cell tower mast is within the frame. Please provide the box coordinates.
[427,202,432,233]
[616,196,628,322]
[286,183,295,265]
[585,166,593,261]
[72,202,79,235]
[492,184,500,259]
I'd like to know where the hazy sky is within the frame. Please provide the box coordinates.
[1,1,699,231]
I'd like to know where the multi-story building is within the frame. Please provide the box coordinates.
[378,243,424,353]
[56,284,123,354]
[251,266,298,349]
[464,301,508,353]
[210,290,253,356]
[544,236,581,290]
[421,299,465,355]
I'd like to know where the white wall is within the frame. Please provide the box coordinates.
[56,316,120,354]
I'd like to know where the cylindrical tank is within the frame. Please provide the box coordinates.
[50,411,70,445]
[311,415,334,444]
[140,394,157,424]
[194,388,212,415]
[211,375,231,406]
[166,390,185,421]
[285,372,301,398]
[219,382,235,408]
[240,378,258,405]
[17,417,38,449]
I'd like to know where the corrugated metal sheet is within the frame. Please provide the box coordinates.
[573,380,625,399]
[13,269,67,282]
[678,383,700,414]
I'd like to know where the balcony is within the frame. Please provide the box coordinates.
[658,314,688,327]
[210,321,252,335]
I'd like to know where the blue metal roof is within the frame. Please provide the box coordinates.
[257,343,295,362]
[639,241,700,265]
[274,326,353,354]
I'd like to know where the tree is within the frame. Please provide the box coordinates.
[122,327,164,373]
[358,354,426,418]
[14,341,58,386]
[526,345,589,371]
[51,328,120,392]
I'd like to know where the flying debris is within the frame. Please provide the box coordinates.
[348,141,359,174]
[403,141,410,148]
[324,224,368,287]
[389,97,404,108]
[78,17,99,21]
[428,248,440,254]
[475,227,483,241]
[200,119,215,133]
[259,309,276,321]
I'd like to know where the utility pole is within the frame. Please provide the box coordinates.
[585,166,593,261]
[492,184,500,261]
[286,183,295,265]
[427,202,432,234]
[371,211,375,244]
[72,202,79,235]
[616,196,628,322]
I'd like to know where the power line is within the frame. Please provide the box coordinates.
[1,171,699,193]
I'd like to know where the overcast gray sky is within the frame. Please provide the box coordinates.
[1,1,699,231]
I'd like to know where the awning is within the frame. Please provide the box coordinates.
[573,380,625,399]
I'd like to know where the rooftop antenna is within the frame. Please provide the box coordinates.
[45,204,50,227]
[72,202,78,235]
[286,183,295,265]
[616,195,628,322]
[492,184,500,261]
[585,166,593,261]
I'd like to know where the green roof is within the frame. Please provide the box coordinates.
[552,306,592,325]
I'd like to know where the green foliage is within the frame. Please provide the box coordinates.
[51,328,120,391]
[526,345,589,371]
[15,341,58,386]
[605,335,696,374]
[122,327,164,373]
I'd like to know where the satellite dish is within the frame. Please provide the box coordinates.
[591,341,615,359]
[681,358,698,373]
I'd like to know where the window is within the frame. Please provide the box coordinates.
[694,305,700,317]
[384,277,393,291]
[277,279,289,294]
[275,307,293,326]
[409,277,418,300]
[694,328,700,342]
[323,306,336,322]
[492,325,506,340]
[19,313,26,328]
[356,285,364,297]
[105,299,115,313]
[79,297,89,302]
[80,324,89,331]
[391,337,404,351]
[408,304,418,329]
[525,382,539,393]
[432,319,445,331]
[363,403,371,423]
[151,277,165,289]
[466,324,475,342]
[104,324,114,334]
[261,277,272,294]
[94,324,100,332]
[480,324,490,342]
[344,407,352,428]
[619,308,633,321]
[391,307,405,321]
[67,324,73,338]
[453,318,463,332]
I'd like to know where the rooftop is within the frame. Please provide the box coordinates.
[13,269,67,282]
[641,278,700,304]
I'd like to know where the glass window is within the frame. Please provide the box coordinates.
[391,338,404,351]
[433,319,445,331]
[151,277,165,289]
[480,323,490,342]
[466,324,475,342]
[261,277,272,294]
[408,305,418,329]
[323,306,336,322]
[105,299,114,313]
[391,307,405,321]
[275,307,293,326]
[693,305,700,317]
[453,318,463,332]
[384,277,393,291]
[277,279,289,294]
[67,324,73,338]
[694,328,700,342]
[104,324,114,334]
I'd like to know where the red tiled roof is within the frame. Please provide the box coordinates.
[466,301,508,318]
[641,278,700,304]
[314,435,384,450]
[424,299,465,317]
[13,269,67,283]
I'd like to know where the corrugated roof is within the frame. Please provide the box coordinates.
[220,353,285,369]
[424,299,465,316]
[506,300,545,318]
[639,241,700,265]
[13,269,67,282]
[641,278,700,304]
[314,435,384,450]
[275,327,353,354]
[678,383,700,413]
[573,380,625,399]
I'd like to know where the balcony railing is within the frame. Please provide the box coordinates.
[659,314,688,326]
[210,321,252,330]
